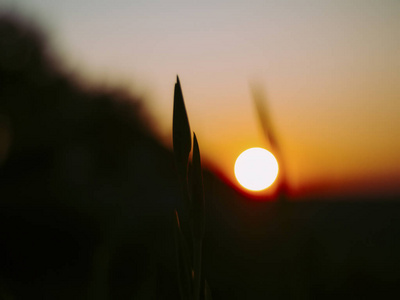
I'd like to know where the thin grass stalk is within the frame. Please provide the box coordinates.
[173,77,209,300]
[193,239,202,300]
[173,76,194,299]
[191,133,204,300]
[251,84,288,202]
[174,210,193,300]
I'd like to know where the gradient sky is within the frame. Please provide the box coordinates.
[2,0,399,196]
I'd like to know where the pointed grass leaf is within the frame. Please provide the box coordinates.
[191,133,205,240]
[174,210,193,300]
[173,76,192,180]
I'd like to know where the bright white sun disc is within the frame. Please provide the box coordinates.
[234,148,279,191]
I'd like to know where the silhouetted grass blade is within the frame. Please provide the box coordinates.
[252,85,278,151]
[252,84,288,200]
[173,76,192,181]
[174,210,193,300]
[172,78,208,300]
[192,132,204,300]
[191,132,205,240]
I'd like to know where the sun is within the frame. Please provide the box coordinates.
[234,147,279,191]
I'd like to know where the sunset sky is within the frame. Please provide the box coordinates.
[2,0,399,196]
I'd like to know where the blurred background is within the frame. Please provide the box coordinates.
[0,1,399,299]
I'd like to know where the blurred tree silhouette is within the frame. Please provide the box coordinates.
[0,13,181,299]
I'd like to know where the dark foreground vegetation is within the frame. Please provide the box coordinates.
[1,14,399,299]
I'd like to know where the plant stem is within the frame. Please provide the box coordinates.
[178,173,191,213]
[193,238,202,300]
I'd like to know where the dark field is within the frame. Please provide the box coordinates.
[204,190,400,299]
[2,183,400,299]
